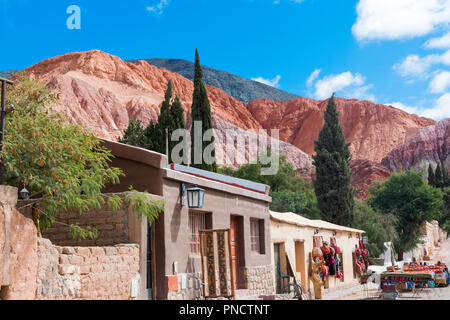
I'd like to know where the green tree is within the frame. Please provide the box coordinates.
[442,166,449,188]
[170,95,187,163]
[351,201,398,258]
[119,119,149,148]
[428,163,436,187]
[435,163,444,189]
[369,170,443,260]
[219,155,321,220]
[440,187,450,236]
[313,95,354,226]
[157,80,175,158]
[3,75,164,238]
[190,49,217,172]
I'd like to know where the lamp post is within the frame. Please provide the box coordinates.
[0,77,14,185]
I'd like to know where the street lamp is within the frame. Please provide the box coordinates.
[0,76,14,185]
[180,183,205,209]
[19,187,30,200]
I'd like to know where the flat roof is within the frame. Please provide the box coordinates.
[270,210,365,234]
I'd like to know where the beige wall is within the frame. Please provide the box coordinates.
[0,186,38,300]
[270,217,363,292]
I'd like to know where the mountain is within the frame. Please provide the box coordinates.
[17,50,438,196]
[0,70,18,79]
[21,50,313,174]
[127,58,298,103]
[247,97,435,163]
[382,118,450,172]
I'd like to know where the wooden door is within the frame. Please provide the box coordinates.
[230,216,240,289]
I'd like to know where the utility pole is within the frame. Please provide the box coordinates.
[0,77,14,185]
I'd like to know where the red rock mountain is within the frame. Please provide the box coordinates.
[247,98,435,163]
[19,50,438,196]
[382,118,450,173]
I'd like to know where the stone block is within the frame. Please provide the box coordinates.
[90,247,105,256]
[104,247,118,256]
[75,247,91,256]
[69,255,84,265]
[62,247,76,255]
[59,264,76,275]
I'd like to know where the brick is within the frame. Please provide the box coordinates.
[104,247,118,256]
[88,218,107,225]
[59,255,70,264]
[97,224,114,231]
[69,255,84,265]
[90,247,105,256]
[117,247,130,254]
[80,265,90,275]
[122,255,134,263]
[75,247,91,256]
[59,264,76,275]
[106,217,124,224]
[90,264,103,273]
[117,263,129,272]
[77,239,97,246]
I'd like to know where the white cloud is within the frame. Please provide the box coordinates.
[352,0,450,42]
[389,97,450,120]
[424,31,450,49]
[393,54,442,78]
[393,50,450,78]
[147,0,170,15]
[312,71,375,101]
[306,69,321,87]
[251,75,281,88]
[429,70,450,93]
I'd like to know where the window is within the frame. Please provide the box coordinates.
[250,219,265,254]
[189,212,205,255]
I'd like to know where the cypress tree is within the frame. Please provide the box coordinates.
[190,49,217,172]
[312,94,354,226]
[436,163,444,189]
[428,163,436,187]
[170,95,188,164]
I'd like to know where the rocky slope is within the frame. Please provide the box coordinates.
[128,58,298,103]
[18,50,439,196]
[21,50,313,174]
[382,118,450,172]
[350,159,391,200]
[247,98,435,163]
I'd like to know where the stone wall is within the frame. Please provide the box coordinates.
[167,272,203,300]
[0,185,38,300]
[244,265,275,296]
[18,197,129,247]
[36,238,140,300]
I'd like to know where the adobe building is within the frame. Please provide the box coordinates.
[270,211,365,296]
[98,140,275,300]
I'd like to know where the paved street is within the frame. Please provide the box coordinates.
[332,239,450,300]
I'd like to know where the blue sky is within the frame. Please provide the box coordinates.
[1,0,450,120]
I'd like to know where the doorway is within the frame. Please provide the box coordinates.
[295,241,306,286]
[230,215,244,289]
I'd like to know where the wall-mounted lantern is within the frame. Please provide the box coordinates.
[19,187,30,200]
[332,230,337,236]
[314,228,320,235]
[348,232,353,239]
[180,183,205,209]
